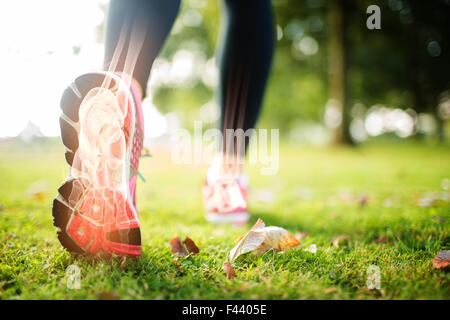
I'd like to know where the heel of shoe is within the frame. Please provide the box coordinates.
[53,179,142,256]
[104,227,142,256]
[206,212,249,226]
[53,179,97,254]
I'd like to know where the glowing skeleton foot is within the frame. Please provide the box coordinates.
[53,73,144,257]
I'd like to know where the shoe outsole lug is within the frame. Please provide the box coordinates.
[75,73,114,96]
[57,178,89,207]
[65,151,74,166]
[52,198,84,254]
[60,86,82,122]
[105,228,141,246]
[59,117,79,152]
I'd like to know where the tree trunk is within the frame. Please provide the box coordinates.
[327,0,352,144]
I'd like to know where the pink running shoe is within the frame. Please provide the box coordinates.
[202,176,250,226]
[53,72,145,257]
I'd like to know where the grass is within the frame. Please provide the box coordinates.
[0,139,449,300]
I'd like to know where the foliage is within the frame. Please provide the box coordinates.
[0,141,449,299]
[148,0,450,140]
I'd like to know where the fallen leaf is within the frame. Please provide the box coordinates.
[433,250,450,269]
[256,226,300,252]
[375,236,388,243]
[358,195,369,208]
[433,215,447,224]
[304,244,317,254]
[236,282,250,292]
[33,192,46,201]
[229,219,266,262]
[98,291,120,300]
[228,219,300,262]
[332,235,349,248]
[223,261,236,279]
[170,236,200,257]
[183,237,200,254]
[27,180,49,201]
[324,288,337,294]
[170,237,188,257]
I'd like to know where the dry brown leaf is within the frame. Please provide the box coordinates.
[324,288,337,294]
[223,261,236,279]
[259,226,300,251]
[359,195,369,208]
[27,180,48,202]
[433,216,447,223]
[33,192,46,201]
[183,237,200,254]
[229,219,266,262]
[170,236,200,257]
[332,235,349,248]
[170,237,189,257]
[98,291,121,300]
[375,236,388,243]
[228,219,300,262]
[433,250,450,269]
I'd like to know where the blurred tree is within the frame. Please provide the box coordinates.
[326,0,351,144]
[329,0,450,143]
[405,0,450,140]
[146,0,449,142]
[261,0,328,136]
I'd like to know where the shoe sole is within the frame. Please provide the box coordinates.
[206,212,249,226]
[53,73,141,257]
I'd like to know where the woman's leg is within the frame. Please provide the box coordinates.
[103,0,181,97]
[217,0,275,160]
[202,0,275,225]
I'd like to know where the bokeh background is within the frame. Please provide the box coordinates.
[1,0,449,146]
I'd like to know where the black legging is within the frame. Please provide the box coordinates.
[104,0,274,150]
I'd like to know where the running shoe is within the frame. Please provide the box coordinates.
[202,174,250,226]
[53,72,144,257]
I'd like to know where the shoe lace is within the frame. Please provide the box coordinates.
[137,147,151,182]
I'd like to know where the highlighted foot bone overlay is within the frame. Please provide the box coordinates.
[53,73,142,257]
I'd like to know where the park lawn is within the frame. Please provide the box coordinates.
[0,139,449,300]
